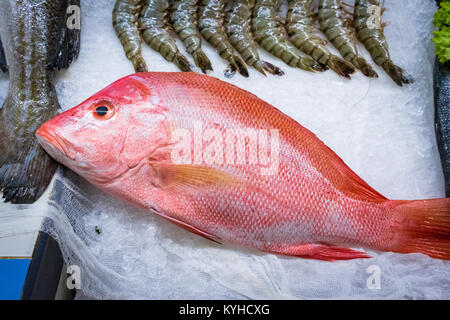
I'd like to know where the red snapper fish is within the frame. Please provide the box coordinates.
[36,72,450,261]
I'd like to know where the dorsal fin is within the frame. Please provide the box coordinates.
[48,0,81,71]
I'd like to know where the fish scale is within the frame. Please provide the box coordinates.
[36,72,450,261]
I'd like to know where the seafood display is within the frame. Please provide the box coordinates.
[37,72,450,261]
[354,0,411,86]
[110,0,415,84]
[318,0,378,78]
[285,0,355,78]
[199,0,249,77]
[252,0,325,72]
[113,0,148,72]
[171,0,212,73]
[225,0,284,76]
[139,0,192,71]
[0,0,80,204]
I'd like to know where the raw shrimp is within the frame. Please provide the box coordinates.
[354,0,411,86]
[226,0,284,76]
[139,0,192,71]
[286,0,354,78]
[318,0,378,78]
[113,0,148,72]
[198,0,249,77]
[251,0,325,72]
[171,0,212,73]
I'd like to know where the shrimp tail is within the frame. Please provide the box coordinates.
[253,61,267,76]
[381,60,413,87]
[130,55,148,72]
[174,53,193,72]
[353,56,378,78]
[261,61,285,76]
[304,60,328,72]
[232,54,249,77]
[192,49,213,73]
[328,55,355,79]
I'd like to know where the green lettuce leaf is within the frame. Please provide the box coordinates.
[433,2,450,63]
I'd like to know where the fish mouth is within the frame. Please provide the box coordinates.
[36,125,76,163]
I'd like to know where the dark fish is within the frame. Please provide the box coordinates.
[0,0,81,204]
[434,59,450,197]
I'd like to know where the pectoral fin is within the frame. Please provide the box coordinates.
[148,162,241,191]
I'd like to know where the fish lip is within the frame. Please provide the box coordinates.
[36,126,76,161]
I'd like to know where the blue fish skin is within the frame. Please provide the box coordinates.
[435,59,450,197]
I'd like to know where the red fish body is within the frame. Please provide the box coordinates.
[36,72,450,261]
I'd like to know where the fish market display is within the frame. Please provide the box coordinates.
[285,0,355,78]
[318,0,378,78]
[225,0,284,76]
[37,72,450,261]
[354,0,411,86]
[171,0,213,73]
[139,0,192,71]
[252,0,325,72]
[113,0,148,72]
[0,0,80,204]
[199,0,249,77]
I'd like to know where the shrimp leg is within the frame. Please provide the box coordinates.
[251,0,325,72]
[198,0,249,77]
[139,0,192,71]
[318,0,378,78]
[286,0,354,78]
[226,0,284,76]
[354,0,411,86]
[113,0,148,72]
[171,0,213,73]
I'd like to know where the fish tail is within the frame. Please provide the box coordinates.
[0,96,58,204]
[387,199,450,260]
[381,60,413,87]
[174,52,193,72]
[192,49,213,74]
[328,55,355,79]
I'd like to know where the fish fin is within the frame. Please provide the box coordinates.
[48,0,81,70]
[156,211,222,244]
[0,134,57,204]
[387,199,450,260]
[328,55,355,79]
[0,37,7,72]
[321,144,387,202]
[148,162,241,190]
[381,60,413,87]
[192,49,213,73]
[271,243,370,261]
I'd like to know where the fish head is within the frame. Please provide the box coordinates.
[36,74,171,185]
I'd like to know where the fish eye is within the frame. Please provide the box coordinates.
[92,103,115,120]
[95,106,108,117]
